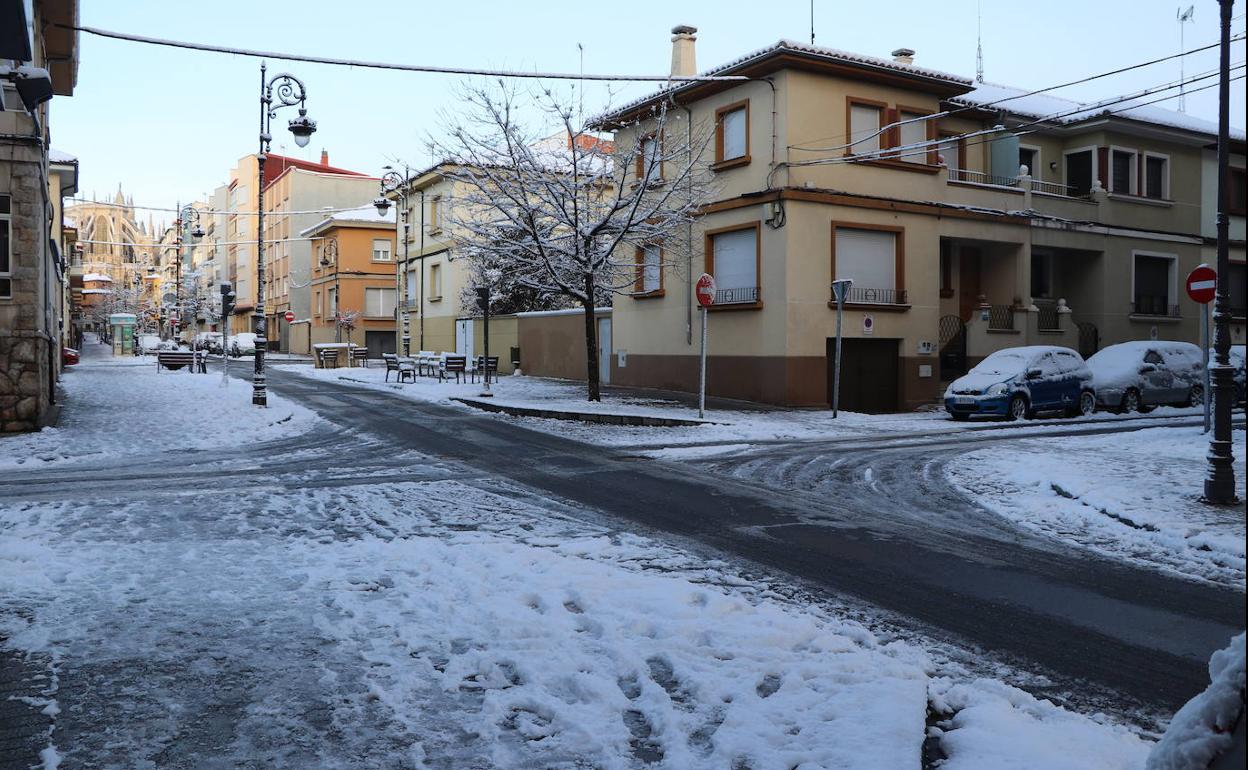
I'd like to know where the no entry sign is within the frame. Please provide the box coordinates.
[283,310,296,322]
[695,273,717,307]
[1186,265,1217,304]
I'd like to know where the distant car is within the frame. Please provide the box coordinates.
[1088,341,1205,412]
[136,334,163,354]
[230,332,258,356]
[1208,344,1246,406]
[62,347,79,366]
[944,345,1096,421]
[193,332,223,353]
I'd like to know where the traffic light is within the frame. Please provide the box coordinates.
[220,281,237,317]
[475,287,489,312]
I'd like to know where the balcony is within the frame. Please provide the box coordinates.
[988,304,1015,330]
[946,168,1080,198]
[830,286,908,307]
[1132,296,1181,318]
[714,286,759,305]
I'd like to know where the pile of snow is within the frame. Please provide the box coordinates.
[0,340,320,470]
[1147,633,1246,770]
[948,426,1247,586]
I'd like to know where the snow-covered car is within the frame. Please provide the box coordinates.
[62,347,79,366]
[944,345,1096,421]
[1087,341,1205,412]
[1208,344,1246,406]
[193,332,223,353]
[136,334,163,354]
[229,332,258,356]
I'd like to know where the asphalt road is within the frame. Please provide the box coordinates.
[260,366,1245,718]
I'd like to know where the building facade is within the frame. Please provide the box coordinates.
[602,30,1246,411]
[302,206,397,355]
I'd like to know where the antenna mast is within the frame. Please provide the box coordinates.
[1178,5,1195,112]
[810,0,816,45]
[975,0,984,83]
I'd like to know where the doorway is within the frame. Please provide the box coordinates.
[827,337,900,413]
[597,317,612,385]
[365,330,396,358]
[455,319,473,361]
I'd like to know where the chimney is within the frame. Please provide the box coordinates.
[320,149,330,166]
[670,25,697,78]
[891,48,915,65]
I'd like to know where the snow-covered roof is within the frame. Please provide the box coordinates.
[81,288,113,294]
[299,205,396,237]
[49,148,78,164]
[952,81,1245,142]
[82,272,114,283]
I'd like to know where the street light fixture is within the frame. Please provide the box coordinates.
[176,204,203,341]
[319,237,342,342]
[253,61,317,407]
[378,165,412,355]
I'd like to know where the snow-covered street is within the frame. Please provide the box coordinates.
[0,340,1196,769]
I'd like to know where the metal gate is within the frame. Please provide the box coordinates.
[939,315,967,380]
[1076,321,1099,358]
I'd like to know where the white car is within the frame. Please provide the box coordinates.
[1087,341,1205,412]
[229,332,258,356]
[136,334,163,354]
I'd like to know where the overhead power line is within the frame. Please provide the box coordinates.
[67,198,380,218]
[54,23,752,83]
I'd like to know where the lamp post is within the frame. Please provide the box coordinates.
[375,166,411,356]
[318,237,341,342]
[176,204,204,343]
[254,61,317,407]
[1204,0,1239,504]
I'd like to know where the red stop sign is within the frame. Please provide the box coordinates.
[1186,265,1217,304]
[284,310,295,322]
[695,273,717,307]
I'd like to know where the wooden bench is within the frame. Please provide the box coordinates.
[383,354,415,383]
[317,349,339,369]
[351,348,369,367]
[155,350,205,373]
[441,355,468,383]
[471,355,500,383]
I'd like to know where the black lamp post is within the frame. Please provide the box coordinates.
[254,61,317,407]
[319,237,341,342]
[176,204,203,340]
[1204,0,1239,504]
[375,166,411,355]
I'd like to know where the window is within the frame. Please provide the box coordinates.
[405,268,417,302]
[939,241,954,297]
[365,287,397,317]
[315,290,322,317]
[1226,167,1246,216]
[635,244,662,295]
[372,238,392,261]
[0,194,10,299]
[328,287,337,317]
[848,100,884,155]
[832,225,903,304]
[637,133,662,179]
[938,133,964,174]
[1132,252,1176,316]
[707,225,759,305]
[1065,149,1094,196]
[1031,252,1053,299]
[897,110,930,163]
[1144,154,1169,199]
[429,196,442,233]
[715,102,749,166]
[1227,262,1246,318]
[1018,146,1040,177]
[1111,148,1138,194]
[1143,350,1164,365]
[428,263,442,300]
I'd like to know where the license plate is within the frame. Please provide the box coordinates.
[955,396,976,405]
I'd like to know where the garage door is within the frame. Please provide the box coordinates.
[365,330,396,358]
[826,338,900,413]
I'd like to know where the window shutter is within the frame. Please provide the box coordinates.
[712,229,757,290]
[834,228,896,291]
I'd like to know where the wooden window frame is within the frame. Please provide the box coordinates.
[633,243,665,298]
[1225,167,1246,216]
[704,221,763,311]
[636,131,664,183]
[844,96,888,158]
[713,99,751,171]
[829,221,907,309]
[894,104,938,165]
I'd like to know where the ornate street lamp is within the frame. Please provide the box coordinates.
[253,61,317,407]
[378,165,412,355]
[319,237,341,342]
[176,204,203,340]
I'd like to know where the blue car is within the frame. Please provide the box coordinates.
[945,345,1096,421]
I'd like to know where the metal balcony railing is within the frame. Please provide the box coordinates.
[1132,297,1181,317]
[1036,300,1060,330]
[832,286,908,305]
[714,286,760,305]
[947,168,1080,198]
[988,304,1015,330]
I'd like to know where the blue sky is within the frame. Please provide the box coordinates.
[53,0,1246,217]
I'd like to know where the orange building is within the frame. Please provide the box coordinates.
[301,206,398,355]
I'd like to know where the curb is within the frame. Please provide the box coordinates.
[452,397,711,427]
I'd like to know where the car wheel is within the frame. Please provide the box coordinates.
[1188,384,1204,408]
[1078,390,1096,417]
[1121,388,1141,413]
[1008,394,1029,421]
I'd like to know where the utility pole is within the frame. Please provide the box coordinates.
[1204,0,1238,505]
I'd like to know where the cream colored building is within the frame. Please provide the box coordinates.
[392,164,464,357]
[601,29,1246,411]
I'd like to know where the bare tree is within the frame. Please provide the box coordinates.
[336,310,360,347]
[436,83,717,401]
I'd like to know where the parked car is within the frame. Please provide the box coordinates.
[1087,341,1205,412]
[1208,344,1246,406]
[230,332,258,356]
[944,345,1096,421]
[62,347,79,366]
[136,334,163,355]
[193,332,223,353]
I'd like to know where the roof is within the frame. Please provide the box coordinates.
[950,81,1246,142]
[262,154,371,191]
[83,273,114,283]
[49,148,78,164]
[299,205,396,237]
[602,39,972,123]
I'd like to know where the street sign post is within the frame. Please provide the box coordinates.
[1187,265,1217,433]
[695,274,716,418]
[283,310,295,323]
[831,279,853,418]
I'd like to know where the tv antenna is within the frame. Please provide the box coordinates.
[976,0,985,83]
[1177,5,1195,112]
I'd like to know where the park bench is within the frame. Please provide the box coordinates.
[351,348,369,367]
[471,355,500,383]
[317,348,339,369]
[383,354,415,383]
[441,355,468,383]
[155,350,205,373]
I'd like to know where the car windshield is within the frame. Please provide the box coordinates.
[970,352,1027,376]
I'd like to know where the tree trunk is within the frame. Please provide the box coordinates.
[582,278,600,401]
